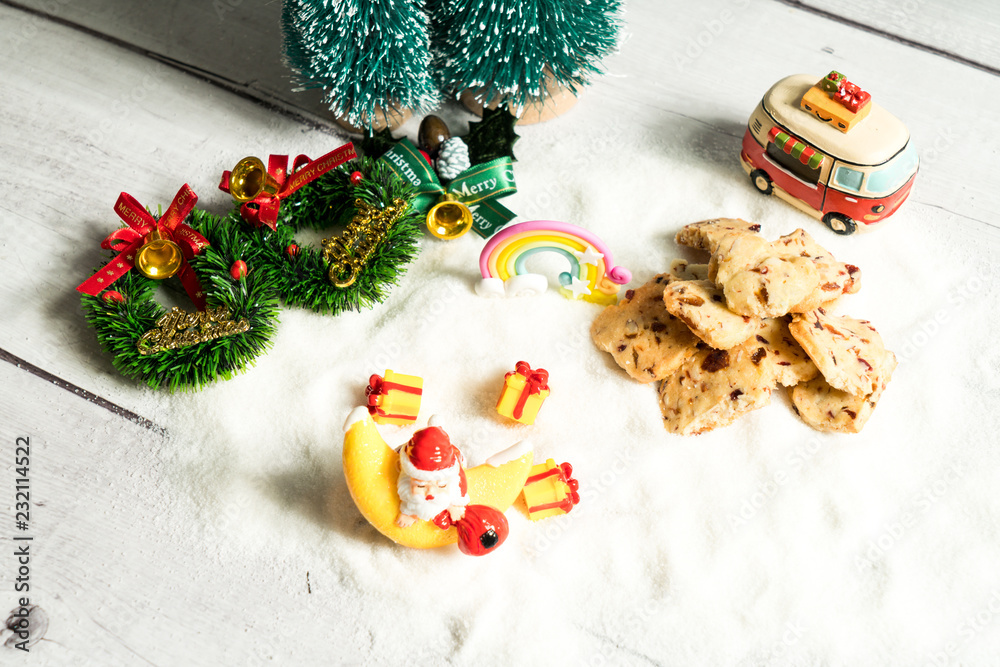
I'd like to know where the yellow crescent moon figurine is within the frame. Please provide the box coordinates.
[342,408,534,549]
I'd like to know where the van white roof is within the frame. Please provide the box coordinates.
[761,74,910,165]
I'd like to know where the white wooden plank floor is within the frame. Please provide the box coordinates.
[3,0,1000,665]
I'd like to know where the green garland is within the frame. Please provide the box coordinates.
[238,157,423,314]
[81,209,280,391]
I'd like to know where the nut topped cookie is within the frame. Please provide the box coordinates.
[658,337,774,435]
[662,279,764,350]
[788,308,894,397]
[668,259,709,281]
[789,353,896,433]
[591,217,892,436]
[591,274,700,384]
[712,228,861,319]
[674,218,762,254]
[720,254,821,320]
[751,317,820,387]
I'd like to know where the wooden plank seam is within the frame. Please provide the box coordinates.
[775,0,1000,78]
[0,348,167,435]
[0,0,342,136]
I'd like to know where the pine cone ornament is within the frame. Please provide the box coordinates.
[436,137,471,181]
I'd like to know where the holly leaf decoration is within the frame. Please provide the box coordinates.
[358,127,399,160]
[465,105,519,164]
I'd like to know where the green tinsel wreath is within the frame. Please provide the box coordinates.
[237,157,422,314]
[81,209,280,392]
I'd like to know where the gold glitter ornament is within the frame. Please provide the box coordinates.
[136,305,250,356]
[321,198,407,288]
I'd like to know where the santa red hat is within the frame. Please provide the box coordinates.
[399,426,464,482]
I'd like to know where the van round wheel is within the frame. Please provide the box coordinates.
[823,213,857,235]
[750,169,773,195]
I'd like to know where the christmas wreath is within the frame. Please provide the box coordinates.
[222,152,423,315]
[78,186,280,391]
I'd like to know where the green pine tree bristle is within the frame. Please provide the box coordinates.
[235,157,423,315]
[82,209,281,392]
[282,0,441,128]
[428,0,623,111]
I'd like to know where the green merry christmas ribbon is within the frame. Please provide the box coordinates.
[380,138,517,238]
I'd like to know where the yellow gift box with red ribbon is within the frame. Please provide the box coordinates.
[521,459,580,521]
[800,71,872,133]
[496,361,550,425]
[366,370,423,426]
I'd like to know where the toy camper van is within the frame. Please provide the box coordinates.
[740,72,917,235]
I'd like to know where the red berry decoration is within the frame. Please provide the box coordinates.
[102,290,125,304]
[419,150,432,165]
[230,260,248,280]
[349,171,364,185]
[286,244,300,257]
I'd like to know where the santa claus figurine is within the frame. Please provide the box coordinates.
[396,426,470,528]
[395,425,509,556]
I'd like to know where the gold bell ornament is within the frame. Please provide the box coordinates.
[228,156,281,202]
[135,229,183,280]
[426,194,473,240]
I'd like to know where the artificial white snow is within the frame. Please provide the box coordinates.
[133,98,1000,663]
[15,9,1000,662]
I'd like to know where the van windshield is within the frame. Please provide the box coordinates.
[866,143,918,196]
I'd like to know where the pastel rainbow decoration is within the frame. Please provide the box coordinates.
[476,220,632,305]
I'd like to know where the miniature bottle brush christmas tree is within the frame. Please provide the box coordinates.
[282,0,440,131]
[429,0,624,123]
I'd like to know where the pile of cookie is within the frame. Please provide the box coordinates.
[590,219,896,435]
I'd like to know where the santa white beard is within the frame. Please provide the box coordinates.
[397,471,469,522]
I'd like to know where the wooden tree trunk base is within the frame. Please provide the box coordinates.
[460,83,579,125]
[334,105,413,134]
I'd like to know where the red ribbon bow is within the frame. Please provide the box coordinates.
[76,184,210,310]
[833,81,871,114]
[218,143,357,230]
[507,361,549,420]
[365,374,386,405]
[524,461,581,514]
[555,462,581,511]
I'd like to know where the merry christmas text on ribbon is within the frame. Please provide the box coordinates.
[76,184,210,310]
[219,143,357,230]
[379,138,517,238]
